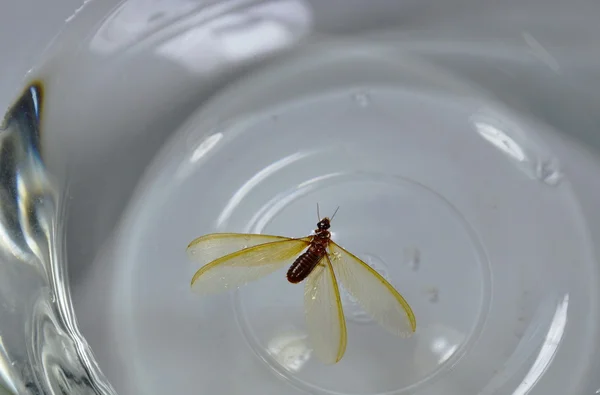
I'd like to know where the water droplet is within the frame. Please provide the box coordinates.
[425,287,439,303]
[352,91,370,108]
[535,160,562,186]
[403,247,420,271]
[363,253,390,280]
[341,289,372,323]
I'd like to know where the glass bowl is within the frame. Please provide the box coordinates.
[1,1,600,395]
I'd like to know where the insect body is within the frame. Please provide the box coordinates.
[187,208,416,364]
[287,218,331,283]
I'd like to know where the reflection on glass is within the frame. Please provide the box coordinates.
[471,113,562,186]
[0,84,116,395]
[522,32,561,73]
[473,120,527,162]
[246,171,343,233]
[512,294,569,395]
[414,324,465,375]
[217,151,312,228]
[176,132,223,180]
[88,0,208,54]
[266,329,311,372]
[90,0,313,73]
[430,336,459,365]
[155,0,312,73]
[190,132,223,163]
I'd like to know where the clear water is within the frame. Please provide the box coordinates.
[1,4,600,395]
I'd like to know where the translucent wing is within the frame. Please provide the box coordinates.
[188,234,311,295]
[329,241,417,336]
[187,233,299,266]
[304,255,347,364]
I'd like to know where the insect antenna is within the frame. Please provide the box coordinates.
[330,206,340,221]
[317,203,321,221]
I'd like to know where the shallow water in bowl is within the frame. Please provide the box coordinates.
[4,11,600,395]
[44,35,598,395]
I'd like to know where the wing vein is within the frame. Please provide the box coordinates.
[329,241,416,335]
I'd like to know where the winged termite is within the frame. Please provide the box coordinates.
[187,206,416,364]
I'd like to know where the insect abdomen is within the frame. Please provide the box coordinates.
[287,248,323,283]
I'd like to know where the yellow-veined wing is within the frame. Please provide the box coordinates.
[187,233,311,294]
[304,255,348,364]
[328,241,417,336]
[187,233,300,266]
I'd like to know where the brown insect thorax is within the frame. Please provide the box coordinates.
[286,218,332,284]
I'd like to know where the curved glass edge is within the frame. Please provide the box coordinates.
[0,83,116,395]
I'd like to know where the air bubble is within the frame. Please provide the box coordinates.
[535,160,563,186]
[363,253,390,280]
[352,91,370,108]
[425,287,439,303]
[403,246,420,271]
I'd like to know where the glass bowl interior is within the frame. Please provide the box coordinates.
[1,2,600,395]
